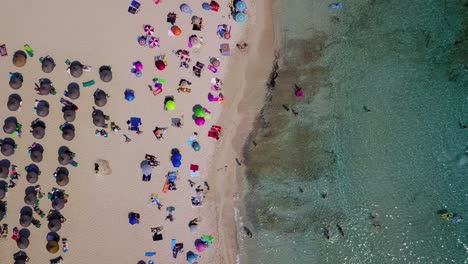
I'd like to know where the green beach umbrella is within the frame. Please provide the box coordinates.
[194,107,205,117]
[165,100,176,111]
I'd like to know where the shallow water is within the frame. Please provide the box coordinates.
[241,0,468,263]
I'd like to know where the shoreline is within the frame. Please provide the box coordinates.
[204,0,278,263]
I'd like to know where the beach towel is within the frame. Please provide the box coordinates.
[171,239,176,250]
[162,181,169,193]
[208,64,218,73]
[24,44,34,57]
[145,252,156,257]
[82,80,95,87]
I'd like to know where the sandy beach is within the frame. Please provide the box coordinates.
[0,0,275,263]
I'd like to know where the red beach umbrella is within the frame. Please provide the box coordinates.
[144,24,154,35]
[155,60,166,70]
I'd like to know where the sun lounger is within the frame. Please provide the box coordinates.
[82,80,95,87]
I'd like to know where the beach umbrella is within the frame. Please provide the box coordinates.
[30,150,43,163]
[63,109,76,122]
[155,60,166,70]
[295,89,304,98]
[189,222,198,232]
[0,165,8,178]
[1,143,14,156]
[24,193,38,205]
[172,152,182,161]
[70,61,83,78]
[180,3,192,14]
[171,159,181,168]
[194,106,206,117]
[141,164,152,176]
[93,114,106,127]
[3,119,17,134]
[56,173,69,187]
[235,0,247,12]
[190,36,201,48]
[32,126,45,139]
[9,74,23,89]
[202,2,211,10]
[166,206,175,212]
[210,57,220,67]
[26,170,39,184]
[133,61,143,71]
[46,241,60,253]
[186,251,200,264]
[234,12,247,24]
[7,94,22,111]
[94,90,108,107]
[194,117,205,126]
[58,152,72,166]
[165,100,176,111]
[48,219,62,232]
[36,100,50,117]
[39,82,53,95]
[52,198,65,210]
[17,237,29,249]
[129,216,137,225]
[148,37,159,48]
[62,127,75,141]
[191,16,201,24]
[67,83,80,99]
[144,24,154,35]
[19,215,32,227]
[125,90,135,102]
[192,141,201,151]
[13,52,27,67]
[42,58,55,73]
[195,240,207,252]
[171,26,182,36]
[99,66,112,82]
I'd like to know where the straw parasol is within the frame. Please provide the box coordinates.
[30,150,43,163]
[42,57,55,73]
[1,142,15,156]
[52,198,65,210]
[92,110,106,127]
[26,170,39,184]
[48,219,62,232]
[3,118,17,134]
[9,74,23,89]
[32,126,45,139]
[39,82,53,95]
[46,240,60,253]
[17,237,29,249]
[19,214,32,227]
[63,109,76,122]
[58,151,72,165]
[66,83,80,99]
[62,126,75,141]
[13,52,27,67]
[70,61,83,78]
[99,66,112,82]
[24,193,38,206]
[7,94,22,111]
[36,100,50,117]
[56,173,69,187]
[94,90,108,107]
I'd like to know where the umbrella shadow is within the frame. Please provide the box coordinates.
[2,137,16,146]
[31,143,44,153]
[57,146,71,155]
[0,159,11,169]
[24,186,37,195]
[31,119,46,129]
[56,167,69,176]
[20,206,33,217]
[25,164,40,173]
[4,116,18,125]
[40,78,52,85]
[171,148,180,155]
[18,228,30,238]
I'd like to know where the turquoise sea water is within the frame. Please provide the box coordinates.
[242,0,468,263]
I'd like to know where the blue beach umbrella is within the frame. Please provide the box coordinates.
[234,12,247,24]
[187,251,200,264]
[125,90,135,101]
[172,152,182,161]
[129,217,137,225]
[180,3,192,14]
[192,141,201,151]
[202,2,211,10]
[172,159,181,168]
[235,1,247,12]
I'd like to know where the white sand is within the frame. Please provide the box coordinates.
[0,0,275,263]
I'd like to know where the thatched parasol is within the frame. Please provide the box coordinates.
[39,82,53,95]
[1,142,15,156]
[56,173,69,187]
[99,66,112,82]
[63,109,76,122]
[52,198,65,210]
[32,126,45,139]
[7,94,22,111]
[92,109,106,127]
[19,214,32,227]
[9,74,23,89]
[17,237,29,249]
[24,193,38,206]
[58,151,72,165]
[26,170,39,184]
[30,150,43,163]
[3,118,17,134]
[13,51,27,67]
[70,61,83,78]
[36,100,50,117]
[46,240,60,253]
[66,83,80,99]
[62,126,75,141]
[41,57,55,73]
[94,90,108,107]
[48,219,62,232]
